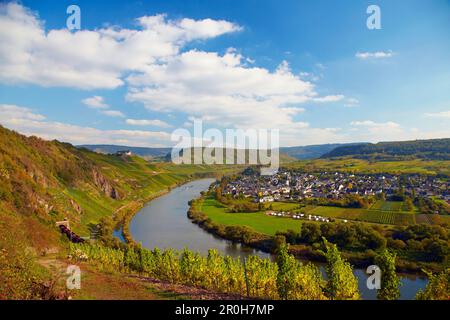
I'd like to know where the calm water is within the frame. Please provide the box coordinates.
[129,178,428,300]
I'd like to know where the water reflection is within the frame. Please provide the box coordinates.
[129,178,428,300]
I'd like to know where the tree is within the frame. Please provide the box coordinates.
[275,242,296,300]
[275,242,326,300]
[215,187,222,201]
[404,197,414,211]
[323,238,360,300]
[416,268,450,300]
[374,250,401,300]
[300,223,322,244]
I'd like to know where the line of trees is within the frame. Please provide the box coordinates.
[70,240,449,300]
[278,222,449,265]
[321,138,450,160]
[70,238,362,300]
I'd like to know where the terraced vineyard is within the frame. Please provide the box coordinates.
[308,206,416,225]
[370,200,406,211]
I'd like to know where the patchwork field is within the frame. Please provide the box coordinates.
[307,206,417,225]
[284,158,450,176]
[371,200,404,211]
[200,196,445,237]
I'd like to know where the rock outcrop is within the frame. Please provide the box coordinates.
[70,199,83,214]
[92,169,119,199]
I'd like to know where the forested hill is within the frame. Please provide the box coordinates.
[280,143,364,160]
[321,138,450,160]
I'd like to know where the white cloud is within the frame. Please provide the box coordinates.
[0,104,170,146]
[299,71,320,82]
[349,120,409,142]
[126,50,343,141]
[356,51,394,60]
[1,104,448,147]
[126,119,172,128]
[347,120,449,142]
[344,98,360,108]
[100,110,125,118]
[351,120,400,129]
[82,95,124,117]
[82,96,109,109]
[425,110,450,119]
[312,95,345,103]
[0,3,241,89]
[0,104,45,121]
[0,3,350,146]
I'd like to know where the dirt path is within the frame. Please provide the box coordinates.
[37,254,243,300]
[128,275,246,300]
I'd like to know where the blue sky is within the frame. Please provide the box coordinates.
[0,0,449,147]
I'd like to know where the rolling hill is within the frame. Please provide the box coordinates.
[0,124,238,298]
[321,139,450,160]
[80,143,363,161]
[280,143,364,159]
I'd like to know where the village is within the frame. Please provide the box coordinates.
[221,170,450,204]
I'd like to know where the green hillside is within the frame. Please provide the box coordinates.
[321,139,450,160]
[280,143,364,159]
[0,125,240,232]
[0,125,238,298]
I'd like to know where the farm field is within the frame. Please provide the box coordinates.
[269,202,299,212]
[201,197,303,236]
[371,200,404,211]
[307,206,416,225]
[284,158,450,176]
[201,196,446,237]
[416,213,450,225]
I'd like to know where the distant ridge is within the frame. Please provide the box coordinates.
[79,143,364,161]
[78,144,171,159]
[280,143,364,160]
[321,138,450,160]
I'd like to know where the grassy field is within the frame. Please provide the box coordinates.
[269,202,300,212]
[284,158,450,176]
[201,197,303,235]
[200,197,436,237]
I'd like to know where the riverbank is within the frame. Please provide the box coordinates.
[187,194,441,276]
[113,167,245,245]
[114,174,219,244]
[125,178,430,299]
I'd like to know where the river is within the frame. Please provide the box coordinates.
[129,178,428,300]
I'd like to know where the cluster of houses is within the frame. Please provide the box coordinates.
[267,211,334,223]
[114,150,133,156]
[222,170,450,203]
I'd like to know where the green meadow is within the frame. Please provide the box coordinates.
[200,196,446,237]
[201,197,303,236]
